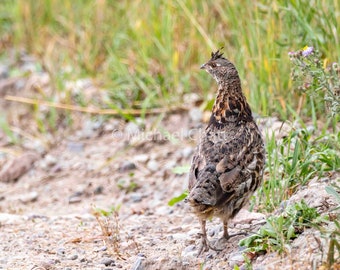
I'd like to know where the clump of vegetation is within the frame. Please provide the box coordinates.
[258,128,340,212]
[321,184,340,268]
[240,200,322,254]
[289,46,340,118]
[92,205,125,260]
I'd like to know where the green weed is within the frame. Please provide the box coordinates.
[0,115,19,144]
[322,184,340,268]
[240,200,322,254]
[257,128,340,212]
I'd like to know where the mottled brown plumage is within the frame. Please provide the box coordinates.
[188,49,265,254]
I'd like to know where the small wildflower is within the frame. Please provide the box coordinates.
[303,82,311,89]
[302,46,314,57]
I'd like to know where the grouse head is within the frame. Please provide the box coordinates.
[200,48,238,83]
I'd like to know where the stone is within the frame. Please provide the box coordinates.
[119,161,136,172]
[19,191,38,204]
[189,108,203,123]
[146,160,159,172]
[100,257,115,266]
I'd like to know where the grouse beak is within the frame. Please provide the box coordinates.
[200,63,207,70]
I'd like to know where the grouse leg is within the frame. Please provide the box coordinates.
[198,219,209,255]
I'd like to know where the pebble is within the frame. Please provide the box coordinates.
[125,122,140,137]
[57,247,66,257]
[189,107,203,123]
[130,193,143,203]
[134,154,149,163]
[19,191,38,204]
[79,119,101,139]
[100,257,115,266]
[119,161,136,172]
[94,185,104,194]
[0,64,9,79]
[131,255,144,270]
[232,209,266,224]
[207,226,220,237]
[68,195,82,204]
[68,254,78,260]
[44,154,58,167]
[181,147,193,158]
[182,215,194,224]
[146,160,159,172]
[94,246,107,252]
[67,141,84,153]
[181,244,196,257]
[228,252,245,268]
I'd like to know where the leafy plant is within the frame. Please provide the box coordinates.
[289,46,340,118]
[117,179,139,193]
[321,184,340,268]
[240,200,322,254]
[168,190,188,206]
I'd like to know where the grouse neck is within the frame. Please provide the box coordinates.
[209,78,253,127]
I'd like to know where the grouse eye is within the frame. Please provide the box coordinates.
[210,63,217,68]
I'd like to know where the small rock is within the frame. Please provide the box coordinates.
[0,64,9,79]
[163,160,176,170]
[146,160,159,172]
[40,154,58,169]
[232,209,265,225]
[125,122,140,137]
[39,259,57,269]
[182,215,194,224]
[189,107,203,123]
[68,193,82,204]
[131,255,144,270]
[207,226,220,237]
[19,191,38,204]
[94,185,104,194]
[67,141,84,153]
[68,254,78,260]
[181,244,196,257]
[181,147,193,158]
[94,246,107,252]
[130,193,143,203]
[44,154,58,167]
[80,119,100,139]
[134,154,149,163]
[100,257,115,266]
[228,252,244,268]
[57,247,66,257]
[119,161,136,172]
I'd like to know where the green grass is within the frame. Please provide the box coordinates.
[1,0,340,120]
[255,128,340,213]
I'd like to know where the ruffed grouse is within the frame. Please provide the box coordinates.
[188,49,265,254]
